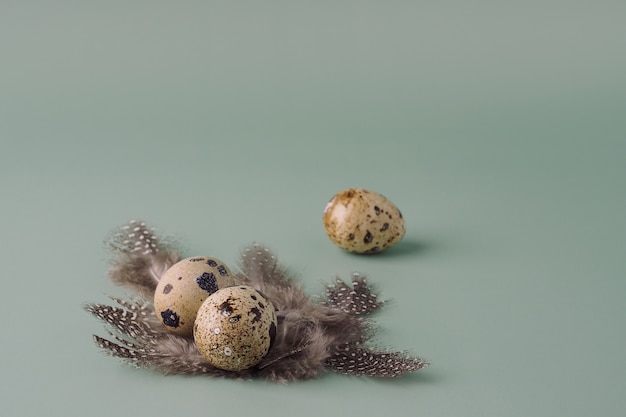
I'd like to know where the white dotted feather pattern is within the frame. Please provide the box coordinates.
[104,220,180,296]
[111,220,160,255]
[321,274,383,315]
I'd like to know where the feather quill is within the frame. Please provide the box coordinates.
[86,221,428,382]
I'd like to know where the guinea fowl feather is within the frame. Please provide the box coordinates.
[86,221,429,382]
[105,220,180,297]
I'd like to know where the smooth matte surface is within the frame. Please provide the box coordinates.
[1,2,625,416]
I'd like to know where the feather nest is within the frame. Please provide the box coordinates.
[86,221,429,382]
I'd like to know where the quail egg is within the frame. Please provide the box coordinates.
[193,285,277,372]
[323,188,405,253]
[154,256,236,337]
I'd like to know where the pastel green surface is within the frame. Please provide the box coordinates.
[1,2,625,416]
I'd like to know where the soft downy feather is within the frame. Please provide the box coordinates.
[86,220,428,382]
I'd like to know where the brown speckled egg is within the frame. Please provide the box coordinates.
[323,188,405,254]
[154,257,236,337]
[193,285,277,372]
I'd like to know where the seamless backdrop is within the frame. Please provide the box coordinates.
[1,2,625,417]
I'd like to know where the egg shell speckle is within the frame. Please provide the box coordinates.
[323,188,405,253]
[154,257,236,337]
[193,285,277,372]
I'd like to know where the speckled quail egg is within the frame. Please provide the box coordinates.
[323,188,405,254]
[193,285,277,372]
[154,257,236,337]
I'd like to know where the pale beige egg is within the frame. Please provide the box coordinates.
[193,285,277,372]
[154,257,236,337]
[323,188,405,253]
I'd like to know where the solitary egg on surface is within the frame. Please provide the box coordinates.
[154,256,236,337]
[323,188,405,254]
[193,285,277,372]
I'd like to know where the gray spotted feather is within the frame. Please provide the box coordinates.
[105,220,180,297]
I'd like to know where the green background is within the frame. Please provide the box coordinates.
[1,1,625,416]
